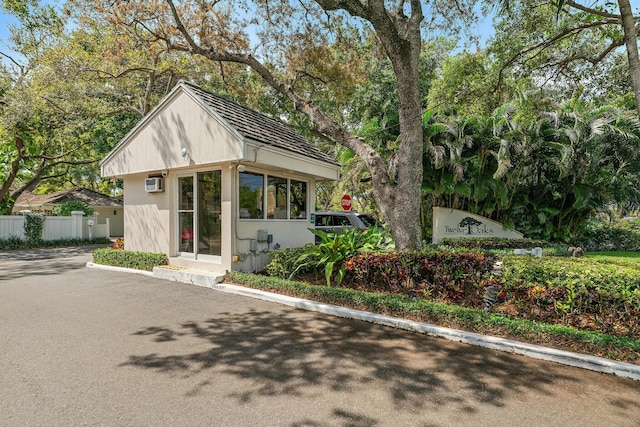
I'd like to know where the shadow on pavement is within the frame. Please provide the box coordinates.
[121,308,634,426]
[0,245,107,280]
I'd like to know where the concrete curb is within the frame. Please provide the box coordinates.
[86,262,640,381]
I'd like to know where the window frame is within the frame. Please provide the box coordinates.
[238,170,308,221]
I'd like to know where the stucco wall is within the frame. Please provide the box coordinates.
[232,220,315,272]
[123,174,171,254]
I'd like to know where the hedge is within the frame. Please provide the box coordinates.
[501,256,640,336]
[573,218,640,251]
[92,248,168,271]
[0,237,111,250]
[439,237,548,250]
[344,249,495,303]
[265,246,314,278]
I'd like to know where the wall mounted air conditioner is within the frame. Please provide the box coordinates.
[145,177,164,193]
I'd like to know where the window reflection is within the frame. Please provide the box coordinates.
[267,176,287,219]
[238,171,307,220]
[290,180,307,219]
[239,172,264,219]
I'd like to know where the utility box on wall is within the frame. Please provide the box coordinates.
[257,229,269,242]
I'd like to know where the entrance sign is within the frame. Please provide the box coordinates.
[432,207,523,244]
[340,194,352,211]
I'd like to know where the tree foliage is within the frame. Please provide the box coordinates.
[51,200,94,216]
[0,0,220,212]
[2,0,640,248]
[423,94,640,241]
[489,0,640,117]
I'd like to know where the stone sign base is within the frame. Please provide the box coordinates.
[432,207,523,244]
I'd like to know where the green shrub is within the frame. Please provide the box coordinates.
[293,227,391,286]
[24,213,45,246]
[52,200,94,217]
[43,237,111,247]
[0,236,26,250]
[0,237,111,250]
[92,248,168,271]
[346,249,495,303]
[266,246,313,279]
[440,237,548,250]
[501,256,640,335]
[573,218,640,251]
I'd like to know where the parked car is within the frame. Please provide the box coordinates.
[313,211,380,242]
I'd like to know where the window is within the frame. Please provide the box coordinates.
[267,176,287,219]
[290,180,307,219]
[335,215,351,226]
[178,176,194,252]
[239,172,307,220]
[239,172,264,219]
[315,215,332,226]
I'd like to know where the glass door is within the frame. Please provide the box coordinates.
[178,176,194,254]
[197,170,221,257]
[177,171,221,260]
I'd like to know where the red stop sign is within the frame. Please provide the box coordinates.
[341,194,352,211]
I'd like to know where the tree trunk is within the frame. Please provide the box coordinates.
[330,0,425,251]
[0,135,26,208]
[618,0,640,120]
[377,41,424,250]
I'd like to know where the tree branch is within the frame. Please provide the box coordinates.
[158,0,394,193]
[497,18,618,89]
[563,0,620,19]
[0,50,24,68]
[0,135,26,202]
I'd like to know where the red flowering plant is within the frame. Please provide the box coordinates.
[344,249,495,305]
[111,238,125,250]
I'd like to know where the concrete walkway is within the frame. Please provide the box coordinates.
[86,262,640,381]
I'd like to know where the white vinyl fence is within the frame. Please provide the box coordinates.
[0,211,110,241]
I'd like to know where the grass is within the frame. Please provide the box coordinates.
[584,251,640,270]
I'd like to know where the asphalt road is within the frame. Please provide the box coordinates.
[1,247,639,427]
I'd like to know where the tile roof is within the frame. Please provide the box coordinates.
[180,81,338,166]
